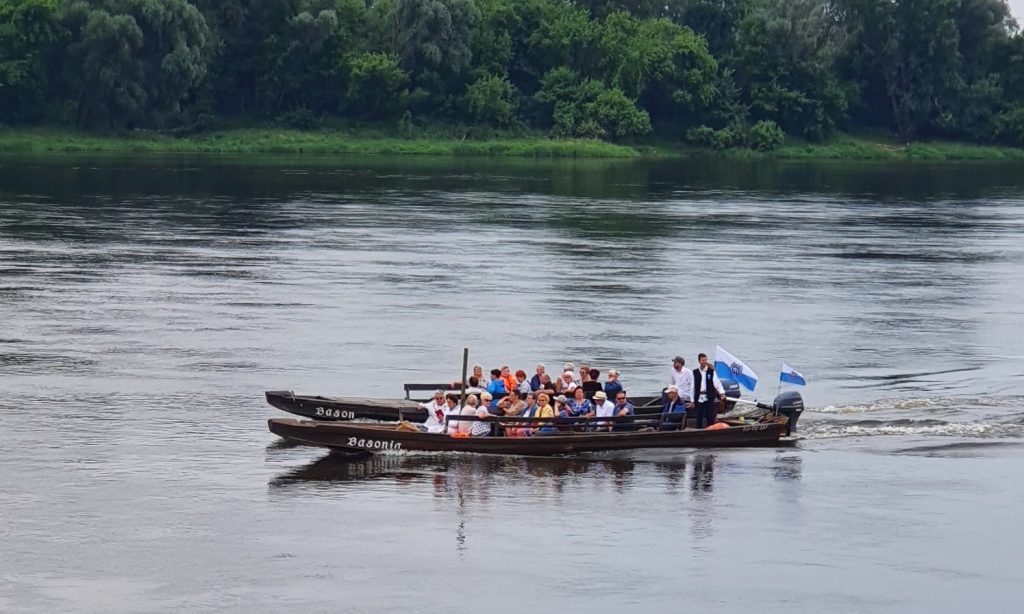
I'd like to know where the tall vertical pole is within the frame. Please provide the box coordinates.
[456,348,469,425]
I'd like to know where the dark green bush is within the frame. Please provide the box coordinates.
[686,124,742,149]
[748,119,785,151]
[275,107,319,130]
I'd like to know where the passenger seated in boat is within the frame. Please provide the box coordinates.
[536,373,557,394]
[565,386,593,417]
[418,389,449,432]
[514,369,532,395]
[456,395,480,435]
[556,370,578,394]
[592,390,615,431]
[582,368,603,400]
[604,369,623,399]
[470,405,493,437]
[613,391,636,432]
[505,392,537,438]
[479,390,497,413]
[500,366,517,395]
[554,394,579,432]
[533,393,556,434]
[530,364,546,391]
[522,391,537,414]
[496,388,527,416]
[660,385,687,431]
[487,369,508,396]
[452,364,485,389]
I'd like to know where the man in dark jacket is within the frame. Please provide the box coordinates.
[693,353,727,428]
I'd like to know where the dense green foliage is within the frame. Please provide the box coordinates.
[1,0,1022,147]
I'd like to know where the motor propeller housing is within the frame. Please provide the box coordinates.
[773,391,804,435]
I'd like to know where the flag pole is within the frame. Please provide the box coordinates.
[448,347,469,435]
[458,347,469,408]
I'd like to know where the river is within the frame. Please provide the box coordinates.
[1,153,1022,613]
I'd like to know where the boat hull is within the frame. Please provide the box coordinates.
[265,390,665,423]
[265,391,426,421]
[267,417,790,456]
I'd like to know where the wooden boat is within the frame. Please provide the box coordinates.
[265,389,666,422]
[262,390,762,432]
[266,415,791,457]
[264,391,425,421]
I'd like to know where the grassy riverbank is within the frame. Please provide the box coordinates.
[0,127,639,158]
[769,134,1024,161]
[2,127,1023,161]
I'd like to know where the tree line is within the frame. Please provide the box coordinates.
[2,0,1023,149]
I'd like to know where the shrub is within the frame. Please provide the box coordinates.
[747,120,785,151]
[465,74,517,127]
[686,125,742,149]
[593,88,651,139]
[276,107,319,130]
[994,107,1024,147]
[536,68,650,140]
[346,52,409,119]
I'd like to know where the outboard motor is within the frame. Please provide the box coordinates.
[772,391,804,436]
[722,380,741,412]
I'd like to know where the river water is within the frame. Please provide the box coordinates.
[1,154,1022,613]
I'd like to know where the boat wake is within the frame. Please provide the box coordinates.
[799,395,1024,440]
[801,420,1024,439]
[814,395,1023,415]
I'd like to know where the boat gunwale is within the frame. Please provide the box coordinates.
[267,416,790,456]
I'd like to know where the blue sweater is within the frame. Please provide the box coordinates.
[662,398,687,414]
[604,380,623,398]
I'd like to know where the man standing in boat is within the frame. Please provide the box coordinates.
[670,355,694,408]
[693,353,727,428]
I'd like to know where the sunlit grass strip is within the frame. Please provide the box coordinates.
[769,135,1024,160]
[2,128,1021,160]
[0,128,640,158]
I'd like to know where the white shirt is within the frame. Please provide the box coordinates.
[694,367,725,402]
[670,368,694,401]
[594,400,615,418]
[419,399,448,430]
[426,402,458,434]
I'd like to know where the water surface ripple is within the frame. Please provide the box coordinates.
[1,155,1022,613]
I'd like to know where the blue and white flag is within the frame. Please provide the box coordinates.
[780,363,807,386]
[714,345,759,391]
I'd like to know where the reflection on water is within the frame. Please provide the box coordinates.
[773,454,804,481]
[269,448,807,500]
[270,451,648,491]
